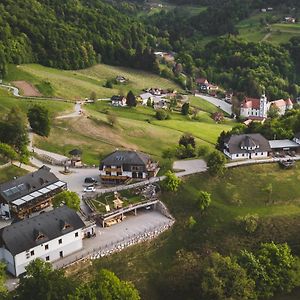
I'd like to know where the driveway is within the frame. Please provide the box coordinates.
[173,159,207,176]
[195,93,233,115]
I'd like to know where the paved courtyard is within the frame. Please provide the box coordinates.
[53,210,172,269]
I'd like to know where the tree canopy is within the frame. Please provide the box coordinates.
[27,105,51,137]
[52,191,81,211]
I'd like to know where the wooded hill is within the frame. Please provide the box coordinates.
[0,0,158,78]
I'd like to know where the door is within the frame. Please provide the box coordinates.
[59,251,63,258]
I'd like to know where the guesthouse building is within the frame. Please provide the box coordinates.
[223,133,271,160]
[0,166,66,219]
[0,206,85,276]
[99,150,159,184]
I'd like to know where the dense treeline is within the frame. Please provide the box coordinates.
[0,0,157,78]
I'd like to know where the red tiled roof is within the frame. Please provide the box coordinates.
[241,97,260,109]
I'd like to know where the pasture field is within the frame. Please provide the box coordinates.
[34,100,231,165]
[0,89,73,118]
[67,162,300,300]
[4,64,179,100]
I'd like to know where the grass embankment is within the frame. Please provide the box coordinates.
[67,163,300,300]
[0,165,28,184]
[34,101,233,165]
[4,64,179,100]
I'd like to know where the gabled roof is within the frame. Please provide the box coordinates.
[225,134,271,154]
[195,78,208,84]
[111,95,125,101]
[295,132,300,139]
[270,99,286,108]
[0,206,84,255]
[100,150,150,167]
[241,97,260,109]
[0,166,60,203]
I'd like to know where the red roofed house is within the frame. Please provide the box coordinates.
[269,99,293,115]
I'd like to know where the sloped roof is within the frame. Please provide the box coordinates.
[0,206,84,255]
[0,166,59,203]
[100,150,150,167]
[195,78,208,84]
[225,134,271,154]
[270,99,286,108]
[241,97,260,109]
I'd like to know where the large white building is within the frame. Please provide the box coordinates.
[240,94,293,119]
[223,133,271,160]
[0,206,85,276]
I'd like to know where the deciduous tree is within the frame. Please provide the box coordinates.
[52,191,80,211]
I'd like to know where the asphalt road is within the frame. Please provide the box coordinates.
[195,93,233,115]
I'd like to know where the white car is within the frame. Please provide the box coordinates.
[83,186,96,192]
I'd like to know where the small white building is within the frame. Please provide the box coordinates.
[294,133,300,145]
[0,206,85,277]
[223,134,271,160]
[111,95,127,107]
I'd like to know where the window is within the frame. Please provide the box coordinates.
[117,172,122,176]
[236,154,239,157]
[46,256,50,261]
[58,239,62,244]
[26,251,30,259]
[45,244,49,250]
[59,251,63,258]
[106,171,111,176]
[30,250,34,256]
[75,232,79,237]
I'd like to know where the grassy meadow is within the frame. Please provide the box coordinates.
[67,162,300,300]
[236,11,300,44]
[4,64,179,100]
[34,100,233,165]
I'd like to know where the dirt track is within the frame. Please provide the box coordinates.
[12,81,42,97]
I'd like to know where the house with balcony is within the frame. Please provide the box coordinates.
[0,206,85,277]
[0,166,66,219]
[99,150,159,184]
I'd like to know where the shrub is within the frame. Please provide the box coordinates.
[235,214,259,233]
[155,109,169,120]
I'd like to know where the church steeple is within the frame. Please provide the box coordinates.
[259,92,268,118]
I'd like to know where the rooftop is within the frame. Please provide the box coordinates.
[0,206,85,255]
[269,139,300,149]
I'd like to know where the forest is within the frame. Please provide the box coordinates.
[0,0,158,78]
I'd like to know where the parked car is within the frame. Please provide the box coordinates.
[84,177,97,184]
[83,186,96,192]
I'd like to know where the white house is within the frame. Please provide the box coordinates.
[99,150,159,184]
[139,92,153,105]
[223,133,271,160]
[0,206,85,277]
[111,95,127,107]
[240,94,293,119]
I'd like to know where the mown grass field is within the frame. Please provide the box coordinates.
[34,100,232,165]
[4,64,179,100]
[0,89,73,118]
[67,163,300,300]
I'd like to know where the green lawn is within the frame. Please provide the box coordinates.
[189,95,223,114]
[0,89,73,118]
[0,165,28,183]
[68,163,300,300]
[5,64,180,100]
[236,11,300,44]
[33,100,232,165]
